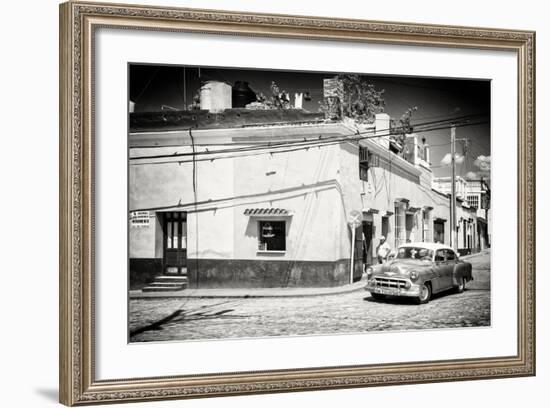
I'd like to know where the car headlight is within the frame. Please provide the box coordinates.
[366,267,374,278]
[409,270,419,281]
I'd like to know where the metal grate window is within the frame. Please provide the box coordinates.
[359,146,369,181]
[467,194,480,209]
[359,147,379,182]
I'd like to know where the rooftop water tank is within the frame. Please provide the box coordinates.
[200,81,232,113]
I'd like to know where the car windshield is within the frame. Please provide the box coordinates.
[396,247,433,261]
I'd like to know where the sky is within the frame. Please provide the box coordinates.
[129,64,491,180]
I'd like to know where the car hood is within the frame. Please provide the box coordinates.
[375,259,432,277]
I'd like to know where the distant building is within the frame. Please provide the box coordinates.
[432,176,491,250]
[128,79,484,290]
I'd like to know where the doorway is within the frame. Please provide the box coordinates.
[433,220,445,244]
[362,220,374,266]
[381,216,389,241]
[163,212,187,274]
[405,213,414,243]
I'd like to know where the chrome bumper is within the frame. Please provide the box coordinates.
[364,278,421,297]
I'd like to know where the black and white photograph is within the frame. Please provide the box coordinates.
[2,0,544,406]
[128,65,491,343]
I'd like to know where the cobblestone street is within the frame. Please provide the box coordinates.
[129,251,491,342]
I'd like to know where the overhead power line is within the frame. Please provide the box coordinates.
[130,119,488,166]
[130,113,488,162]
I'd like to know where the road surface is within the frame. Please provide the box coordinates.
[129,250,490,342]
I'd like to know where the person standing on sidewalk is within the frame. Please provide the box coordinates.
[376,236,391,264]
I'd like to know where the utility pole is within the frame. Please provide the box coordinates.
[348,210,362,285]
[183,67,187,110]
[450,125,457,251]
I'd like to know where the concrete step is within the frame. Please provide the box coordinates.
[154,276,188,283]
[142,283,188,292]
[141,272,190,292]
[146,282,186,288]
[164,268,188,276]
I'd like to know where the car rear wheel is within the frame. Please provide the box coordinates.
[415,283,431,304]
[455,277,467,293]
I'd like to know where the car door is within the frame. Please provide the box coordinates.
[439,249,456,290]
[432,249,447,293]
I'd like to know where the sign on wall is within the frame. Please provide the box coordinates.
[130,211,151,227]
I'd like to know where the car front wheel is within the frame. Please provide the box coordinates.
[416,283,432,304]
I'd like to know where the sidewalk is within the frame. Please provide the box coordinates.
[460,248,491,261]
[130,277,366,299]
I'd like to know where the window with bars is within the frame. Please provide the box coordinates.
[467,194,480,209]
[359,146,369,181]
[358,147,379,182]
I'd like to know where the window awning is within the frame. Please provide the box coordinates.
[243,208,293,217]
[362,208,379,214]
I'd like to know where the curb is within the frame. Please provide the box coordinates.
[129,281,366,300]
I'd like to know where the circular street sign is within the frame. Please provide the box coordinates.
[348,210,362,228]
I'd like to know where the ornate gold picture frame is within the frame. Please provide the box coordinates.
[59,1,535,405]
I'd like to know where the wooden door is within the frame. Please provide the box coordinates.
[163,212,187,274]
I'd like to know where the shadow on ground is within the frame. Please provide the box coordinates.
[363,288,473,305]
[130,301,249,338]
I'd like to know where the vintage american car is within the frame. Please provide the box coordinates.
[364,243,473,304]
